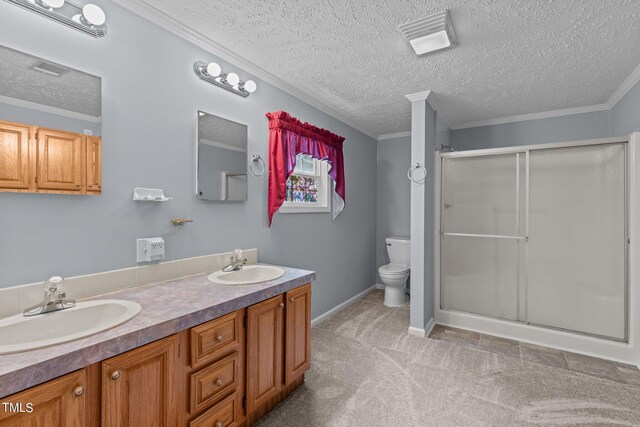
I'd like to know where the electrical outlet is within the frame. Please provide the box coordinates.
[137,238,165,263]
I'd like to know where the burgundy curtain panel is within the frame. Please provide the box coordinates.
[266,111,345,226]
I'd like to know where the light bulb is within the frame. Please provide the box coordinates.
[82,4,106,26]
[206,62,221,77]
[42,0,65,8]
[244,80,257,93]
[226,72,240,86]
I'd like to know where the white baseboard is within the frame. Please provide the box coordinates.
[311,284,377,327]
[407,317,435,338]
[375,283,385,289]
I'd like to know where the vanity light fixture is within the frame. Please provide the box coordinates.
[193,61,257,98]
[399,9,456,56]
[4,0,107,37]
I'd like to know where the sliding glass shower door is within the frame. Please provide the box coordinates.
[441,153,524,321]
[440,142,627,340]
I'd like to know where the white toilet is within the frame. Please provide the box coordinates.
[378,237,410,307]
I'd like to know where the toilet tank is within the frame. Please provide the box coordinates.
[385,237,410,266]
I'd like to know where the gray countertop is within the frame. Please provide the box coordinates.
[0,265,315,398]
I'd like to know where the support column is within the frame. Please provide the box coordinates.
[405,91,437,336]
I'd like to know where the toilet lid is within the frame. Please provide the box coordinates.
[379,263,409,275]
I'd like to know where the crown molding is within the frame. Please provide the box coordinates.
[109,0,376,140]
[377,130,411,141]
[606,62,640,108]
[450,103,610,130]
[0,94,102,123]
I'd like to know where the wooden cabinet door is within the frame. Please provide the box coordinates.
[102,335,181,427]
[0,120,31,190]
[0,369,88,427]
[85,136,101,193]
[285,284,311,385]
[36,128,83,192]
[246,294,284,414]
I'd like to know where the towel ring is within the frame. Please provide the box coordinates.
[407,162,426,184]
[249,154,265,177]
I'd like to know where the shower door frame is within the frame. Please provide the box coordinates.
[433,134,640,366]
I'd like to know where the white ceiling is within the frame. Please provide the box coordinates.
[0,45,101,117]
[140,0,640,136]
[198,112,247,148]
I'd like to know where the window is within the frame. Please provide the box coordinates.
[280,154,331,213]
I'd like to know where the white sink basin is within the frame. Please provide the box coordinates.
[208,265,285,285]
[0,300,141,355]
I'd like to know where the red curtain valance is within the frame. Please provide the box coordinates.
[266,111,346,225]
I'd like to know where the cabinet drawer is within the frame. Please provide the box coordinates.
[191,311,242,368]
[189,391,240,427]
[190,352,239,414]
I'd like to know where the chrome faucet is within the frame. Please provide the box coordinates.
[23,276,76,316]
[222,249,247,272]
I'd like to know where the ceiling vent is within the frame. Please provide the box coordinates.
[29,60,69,77]
[399,9,457,56]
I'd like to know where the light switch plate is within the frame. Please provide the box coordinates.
[136,238,165,263]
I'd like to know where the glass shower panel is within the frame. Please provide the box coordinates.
[442,235,519,320]
[527,144,626,339]
[442,154,518,236]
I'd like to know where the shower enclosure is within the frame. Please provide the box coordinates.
[435,135,640,364]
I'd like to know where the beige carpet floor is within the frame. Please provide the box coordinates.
[256,290,640,427]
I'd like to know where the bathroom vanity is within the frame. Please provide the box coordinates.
[0,266,313,426]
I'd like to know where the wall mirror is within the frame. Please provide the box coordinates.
[0,45,102,195]
[197,111,248,202]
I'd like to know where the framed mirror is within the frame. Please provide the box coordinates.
[0,45,102,195]
[196,111,248,201]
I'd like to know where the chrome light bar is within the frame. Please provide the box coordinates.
[193,61,257,98]
[3,0,107,38]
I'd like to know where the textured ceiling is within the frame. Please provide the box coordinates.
[198,112,247,148]
[0,45,101,117]
[143,0,640,135]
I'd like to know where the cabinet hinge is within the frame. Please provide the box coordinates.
[178,343,181,358]
[243,316,247,328]
[242,397,246,411]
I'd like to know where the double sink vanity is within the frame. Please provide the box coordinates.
[0,262,314,426]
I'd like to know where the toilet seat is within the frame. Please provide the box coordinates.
[378,263,409,276]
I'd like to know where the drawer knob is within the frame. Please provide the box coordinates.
[215,422,222,427]
[72,386,84,397]
[289,297,295,303]
[111,371,121,380]
[279,303,284,308]
[215,378,224,387]
[216,335,224,342]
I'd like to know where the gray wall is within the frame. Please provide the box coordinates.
[0,100,101,135]
[0,1,377,319]
[450,110,610,150]
[375,136,410,276]
[611,79,640,136]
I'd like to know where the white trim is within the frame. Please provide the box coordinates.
[408,318,435,337]
[405,90,431,103]
[375,283,385,290]
[0,94,102,123]
[607,63,640,108]
[109,0,376,140]
[377,131,411,141]
[199,138,247,153]
[451,103,609,130]
[311,284,377,327]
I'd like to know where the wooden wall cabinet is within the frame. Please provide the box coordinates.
[285,284,312,384]
[0,120,101,195]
